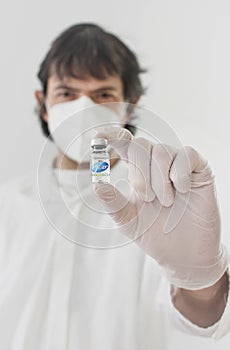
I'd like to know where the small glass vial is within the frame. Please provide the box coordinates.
[90,138,110,184]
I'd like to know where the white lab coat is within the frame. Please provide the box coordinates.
[0,149,229,349]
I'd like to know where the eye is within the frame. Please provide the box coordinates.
[54,89,77,103]
[95,91,116,102]
[62,91,71,97]
[101,92,111,98]
[59,90,74,98]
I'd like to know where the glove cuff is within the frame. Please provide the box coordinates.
[161,244,230,290]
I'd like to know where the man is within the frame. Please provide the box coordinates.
[0,23,229,349]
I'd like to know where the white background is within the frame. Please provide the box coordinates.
[0,0,230,348]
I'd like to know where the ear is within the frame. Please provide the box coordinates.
[34,90,48,122]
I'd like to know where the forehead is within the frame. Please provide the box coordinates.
[47,75,123,93]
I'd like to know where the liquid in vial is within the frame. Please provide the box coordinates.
[90,138,110,183]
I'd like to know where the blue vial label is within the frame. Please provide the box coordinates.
[91,161,109,173]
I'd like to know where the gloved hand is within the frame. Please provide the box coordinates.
[93,127,229,290]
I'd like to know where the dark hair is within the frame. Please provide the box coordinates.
[37,23,146,137]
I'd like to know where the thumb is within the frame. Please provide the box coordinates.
[93,183,137,237]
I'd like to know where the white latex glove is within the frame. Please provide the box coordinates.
[94,127,229,290]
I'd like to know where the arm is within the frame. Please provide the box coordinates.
[172,271,229,328]
[93,127,230,336]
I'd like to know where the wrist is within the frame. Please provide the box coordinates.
[171,271,229,327]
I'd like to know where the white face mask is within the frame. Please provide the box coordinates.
[47,96,125,163]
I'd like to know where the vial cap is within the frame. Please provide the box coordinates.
[91,138,108,147]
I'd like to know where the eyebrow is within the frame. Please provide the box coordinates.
[53,84,118,92]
